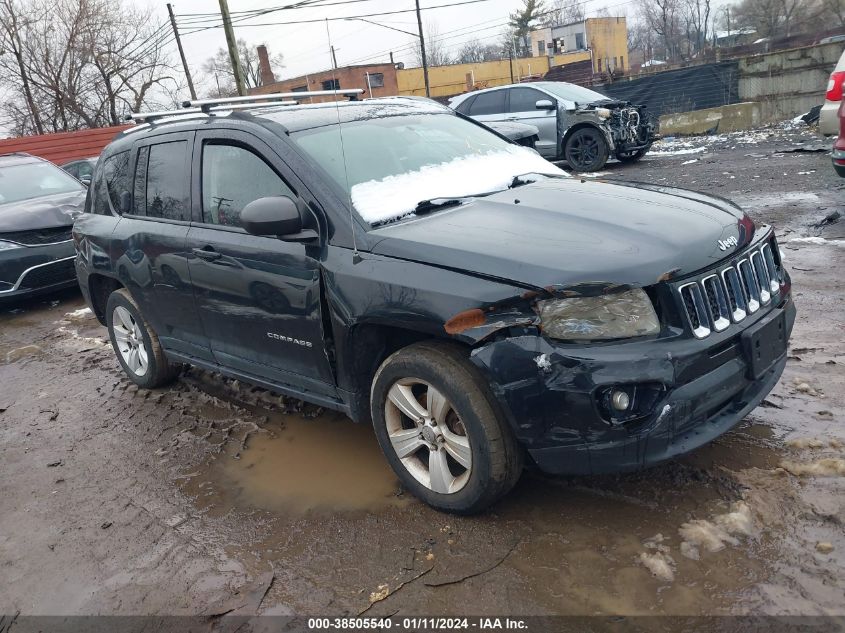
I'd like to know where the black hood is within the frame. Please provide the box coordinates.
[369,178,755,290]
[0,190,87,232]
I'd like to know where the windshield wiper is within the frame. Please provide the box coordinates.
[413,190,503,215]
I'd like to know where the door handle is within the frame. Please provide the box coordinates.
[192,247,222,261]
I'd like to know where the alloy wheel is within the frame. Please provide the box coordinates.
[112,305,149,377]
[570,132,601,169]
[384,378,472,494]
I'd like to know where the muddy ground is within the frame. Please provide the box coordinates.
[1,123,844,624]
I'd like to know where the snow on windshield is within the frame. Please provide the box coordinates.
[353,146,565,225]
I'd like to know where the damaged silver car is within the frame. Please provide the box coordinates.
[449,81,657,172]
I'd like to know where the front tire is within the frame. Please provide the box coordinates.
[370,341,523,514]
[564,127,609,172]
[106,289,181,388]
[616,147,648,164]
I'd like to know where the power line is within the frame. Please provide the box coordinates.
[178,0,500,34]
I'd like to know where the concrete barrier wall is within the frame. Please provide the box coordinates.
[659,102,762,135]
[738,42,842,122]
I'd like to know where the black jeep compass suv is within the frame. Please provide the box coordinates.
[73,96,794,513]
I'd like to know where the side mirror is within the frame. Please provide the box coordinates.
[80,174,92,187]
[535,99,555,110]
[241,196,316,242]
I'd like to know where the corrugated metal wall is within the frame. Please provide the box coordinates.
[0,125,131,165]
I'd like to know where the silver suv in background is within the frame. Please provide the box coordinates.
[820,48,845,136]
[449,81,657,172]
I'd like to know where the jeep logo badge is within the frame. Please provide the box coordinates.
[717,236,738,251]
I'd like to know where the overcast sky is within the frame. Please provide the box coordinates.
[148,0,633,92]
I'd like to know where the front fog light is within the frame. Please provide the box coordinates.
[536,288,660,341]
[598,383,665,425]
[611,390,630,411]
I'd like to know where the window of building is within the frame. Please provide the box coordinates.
[467,89,506,116]
[366,72,384,88]
[575,32,585,50]
[537,40,546,55]
[322,78,340,90]
[201,143,295,228]
[291,85,308,92]
[135,141,191,222]
[613,57,618,70]
[96,151,129,214]
[620,55,624,69]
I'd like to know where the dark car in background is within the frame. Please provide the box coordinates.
[449,81,657,172]
[74,97,793,513]
[0,153,86,303]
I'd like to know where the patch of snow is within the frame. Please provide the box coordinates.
[65,307,92,319]
[638,551,675,582]
[352,147,565,225]
[788,237,845,247]
[681,159,698,165]
[534,354,552,372]
[576,171,610,178]
[650,146,707,157]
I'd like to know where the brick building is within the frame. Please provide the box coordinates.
[250,63,399,102]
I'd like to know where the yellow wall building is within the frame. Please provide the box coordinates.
[396,51,591,98]
[529,17,628,74]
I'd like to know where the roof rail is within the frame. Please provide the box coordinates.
[126,100,300,123]
[182,89,363,111]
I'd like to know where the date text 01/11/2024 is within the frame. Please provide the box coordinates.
[307,617,528,630]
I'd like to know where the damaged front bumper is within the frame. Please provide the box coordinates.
[470,295,795,476]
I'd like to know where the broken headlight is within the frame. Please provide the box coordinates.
[595,108,612,119]
[536,288,660,341]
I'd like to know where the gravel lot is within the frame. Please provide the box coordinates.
[1,122,843,623]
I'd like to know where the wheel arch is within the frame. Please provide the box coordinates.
[338,322,472,424]
[88,274,125,326]
[561,121,614,155]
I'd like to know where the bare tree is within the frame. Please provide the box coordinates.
[636,0,684,61]
[0,0,179,135]
[683,0,712,53]
[730,0,816,37]
[455,39,506,63]
[542,0,586,25]
[820,0,845,25]
[411,22,452,67]
[202,39,284,97]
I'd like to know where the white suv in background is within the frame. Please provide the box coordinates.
[820,48,845,136]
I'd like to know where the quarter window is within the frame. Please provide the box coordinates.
[468,90,506,116]
[135,141,191,221]
[96,151,130,214]
[201,143,295,228]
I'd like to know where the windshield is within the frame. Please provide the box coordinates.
[0,160,83,206]
[537,82,608,104]
[291,112,565,225]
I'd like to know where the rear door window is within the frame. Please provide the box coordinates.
[508,87,548,113]
[468,90,507,116]
[134,140,191,222]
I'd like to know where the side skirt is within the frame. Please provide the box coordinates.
[164,349,353,417]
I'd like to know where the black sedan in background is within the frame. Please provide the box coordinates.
[0,153,86,304]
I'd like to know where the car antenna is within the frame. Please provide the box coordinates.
[326,18,361,265]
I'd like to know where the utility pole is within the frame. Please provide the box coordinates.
[167,3,197,100]
[331,45,338,69]
[414,0,430,97]
[218,0,246,96]
[508,49,514,83]
[389,51,394,65]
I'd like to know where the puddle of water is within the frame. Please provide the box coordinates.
[184,411,406,516]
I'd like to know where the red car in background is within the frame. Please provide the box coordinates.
[833,99,845,177]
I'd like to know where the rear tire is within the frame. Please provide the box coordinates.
[564,127,609,172]
[106,289,181,388]
[370,341,523,514]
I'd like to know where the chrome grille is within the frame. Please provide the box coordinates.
[678,238,783,339]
